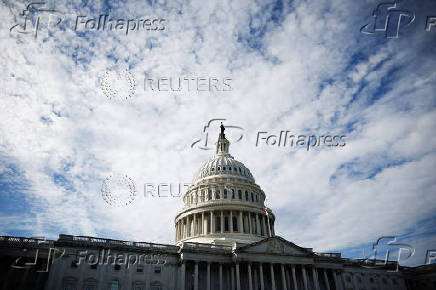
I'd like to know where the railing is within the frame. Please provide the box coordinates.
[59,235,179,251]
[315,252,342,258]
[182,242,233,252]
[0,236,53,248]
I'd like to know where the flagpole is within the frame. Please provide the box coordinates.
[264,201,272,237]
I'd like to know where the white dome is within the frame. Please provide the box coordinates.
[175,124,275,246]
[192,154,255,184]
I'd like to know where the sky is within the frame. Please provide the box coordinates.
[0,0,435,267]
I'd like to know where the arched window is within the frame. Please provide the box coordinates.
[201,190,205,202]
[255,194,258,202]
[215,189,220,199]
[150,281,162,290]
[215,216,221,232]
[238,190,242,199]
[62,277,77,290]
[133,281,145,290]
[208,189,212,200]
[223,189,227,199]
[232,217,238,231]
[251,192,254,202]
[223,166,226,170]
[231,189,235,199]
[245,191,248,201]
[83,278,97,290]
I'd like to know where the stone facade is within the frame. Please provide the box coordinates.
[0,127,433,290]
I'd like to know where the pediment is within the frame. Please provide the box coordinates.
[237,236,313,256]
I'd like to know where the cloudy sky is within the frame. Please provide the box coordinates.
[1,0,435,266]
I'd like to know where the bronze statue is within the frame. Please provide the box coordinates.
[220,122,225,138]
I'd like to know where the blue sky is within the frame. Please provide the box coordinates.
[0,0,435,267]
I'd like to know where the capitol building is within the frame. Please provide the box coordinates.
[0,126,434,290]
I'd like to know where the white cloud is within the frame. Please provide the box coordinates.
[0,0,435,261]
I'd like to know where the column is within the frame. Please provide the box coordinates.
[302,266,308,290]
[256,214,260,235]
[270,263,277,290]
[227,265,231,290]
[239,211,243,233]
[187,215,191,237]
[184,217,187,239]
[323,269,331,290]
[281,264,287,290]
[221,211,224,233]
[351,273,359,290]
[285,266,291,290]
[201,212,205,235]
[236,263,241,290]
[181,262,186,290]
[193,214,197,236]
[272,220,275,236]
[230,210,233,233]
[219,263,223,290]
[207,262,211,290]
[248,212,252,234]
[248,263,253,290]
[211,211,214,234]
[254,265,258,290]
[266,216,271,237]
[262,216,266,236]
[312,267,320,290]
[259,263,265,290]
[231,265,235,290]
[194,261,199,290]
[291,265,298,290]
[333,271,341,290]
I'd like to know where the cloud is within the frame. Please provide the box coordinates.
[0,0,435,263]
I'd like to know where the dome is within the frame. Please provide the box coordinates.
[175,123,276,246]
[192,154,255,184]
